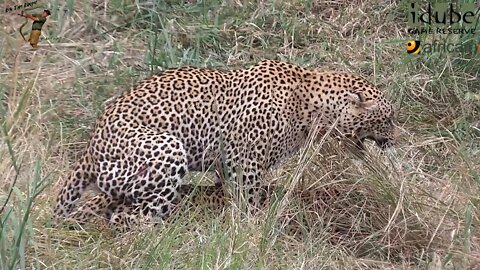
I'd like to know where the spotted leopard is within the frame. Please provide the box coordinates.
[53,60,396,229]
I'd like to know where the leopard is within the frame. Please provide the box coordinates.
[52,59,396,229]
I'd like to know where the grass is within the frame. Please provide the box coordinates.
[1,0,479,269]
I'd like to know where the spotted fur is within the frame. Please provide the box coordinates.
[53,60,396,229]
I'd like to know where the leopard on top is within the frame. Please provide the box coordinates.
[53,60,396,228]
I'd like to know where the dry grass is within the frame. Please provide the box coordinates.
[1,0,479,269]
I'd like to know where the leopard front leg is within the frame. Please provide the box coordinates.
[220,158,269,211]
[240,169,270,210]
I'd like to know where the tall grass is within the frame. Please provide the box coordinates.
[0,0,479,269]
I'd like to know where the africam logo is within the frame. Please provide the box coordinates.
[406,39,479,55]
[406,40,421,54]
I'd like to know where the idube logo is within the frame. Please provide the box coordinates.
[407,1,478,35]
[404,1,478,56]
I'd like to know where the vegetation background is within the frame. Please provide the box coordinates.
[0,0,479,269]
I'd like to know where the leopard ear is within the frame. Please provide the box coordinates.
[347,92,377,111]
